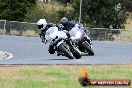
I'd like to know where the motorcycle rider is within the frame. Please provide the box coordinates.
[60,17,92,44]
[60,17,75,31]
[37,19,56,54]
[37,19,71,55]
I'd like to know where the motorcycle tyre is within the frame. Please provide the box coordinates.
[58,44,74,59]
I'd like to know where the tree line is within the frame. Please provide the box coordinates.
[0,0,131,29]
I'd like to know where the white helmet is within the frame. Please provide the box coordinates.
[37,19,47,30]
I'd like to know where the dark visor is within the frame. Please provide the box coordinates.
[38,24,43,29]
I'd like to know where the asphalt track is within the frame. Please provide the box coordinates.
[0,35,132,65]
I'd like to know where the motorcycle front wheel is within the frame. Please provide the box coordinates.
[58,43,74,59]
[82,42,94,56]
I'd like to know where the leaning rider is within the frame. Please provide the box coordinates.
[37,19,71,55]
[37,19,56,54]
[60,17,75,31]
[60,17,92,44]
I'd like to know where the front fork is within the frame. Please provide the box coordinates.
[83,36,92,45]
[66,39,77,53]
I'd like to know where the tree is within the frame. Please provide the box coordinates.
[72,0,129,29]
[0,0,36,21]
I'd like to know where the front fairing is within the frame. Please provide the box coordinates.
[45,27,67,44]
[69,27,86,40]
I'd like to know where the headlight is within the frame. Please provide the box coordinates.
[75,31,82,39]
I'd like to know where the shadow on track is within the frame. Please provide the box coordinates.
[81,53,95,56]
[49,58,69,60]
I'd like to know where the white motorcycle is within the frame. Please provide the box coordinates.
[41,26,81,59]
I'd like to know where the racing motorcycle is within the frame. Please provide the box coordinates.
[69,25,94,55]
[40,25,81,59]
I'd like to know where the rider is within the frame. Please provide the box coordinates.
[37,19,71,55]
[60,17,92,44]
[60,17,88,32]
[37,19,56,54]
[60,17,75,31]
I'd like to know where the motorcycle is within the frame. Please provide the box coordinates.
[69,26,94,55]
[40,26,81,59]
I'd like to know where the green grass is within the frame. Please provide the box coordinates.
[0,65,131,88]
[14,79,48,88]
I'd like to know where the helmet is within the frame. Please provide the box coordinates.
[60,17,68,24]
[37,19,47,30]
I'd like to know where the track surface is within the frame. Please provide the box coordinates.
[0,35,132,64]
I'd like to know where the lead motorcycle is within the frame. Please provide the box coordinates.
[69,25,94,55]
[40,25,81,59]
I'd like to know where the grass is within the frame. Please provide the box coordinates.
[0,29,3,34]
[112,13,132,42]
[37,1,72,11]
[0,65,131,88]
[22,30,38,37]
[10,30,39,37]
[125,13,132,30]
[113,30,132,42]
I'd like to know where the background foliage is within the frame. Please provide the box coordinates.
[24,6,59,23]
[0,0,36,21]
[72,0,131,28]
[0,0,131,29]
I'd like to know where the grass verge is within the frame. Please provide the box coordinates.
[10,30,39,37]
[0,65,131,88]
[0,29,3,34]
[113,30,132,42]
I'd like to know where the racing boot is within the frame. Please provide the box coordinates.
[48,45,55,54]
